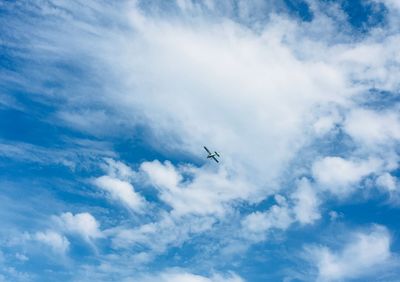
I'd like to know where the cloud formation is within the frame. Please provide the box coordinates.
[306,225,394,281]
[140,160,255,216]
[34,231,70,254]
[93,158,146,212]
[312,156,382,197]
[53,212,102,241]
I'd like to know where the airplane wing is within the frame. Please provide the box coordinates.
[204,146,211,154]
[211,156,219,163]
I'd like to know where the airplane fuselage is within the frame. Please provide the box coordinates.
[204,146,220,163]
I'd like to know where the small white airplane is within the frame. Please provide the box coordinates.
[204,146,220,163]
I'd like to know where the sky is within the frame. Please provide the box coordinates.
[0,0,400,281]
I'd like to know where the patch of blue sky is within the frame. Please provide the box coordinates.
[358,89,400,110]
[284,0,313,22]
[327,0,388,32]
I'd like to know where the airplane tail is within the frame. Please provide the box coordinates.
[215,152,220,157]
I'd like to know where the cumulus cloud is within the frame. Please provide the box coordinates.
[291,178,320,225]
[241,195,293,241]
[140,160,182,191]
[53,212,102,241]
[376,172,398,192]
[306,225,393,281]
[241,180,321,242]
[312,112,341,136]
[93,175,146,212]
[140,160,256,217]
[344,108,400,147]
[312,156,383,197]
[111,213,216,255]
[91,158,147,212]
[102,158,136,181]
[34,230,70,254]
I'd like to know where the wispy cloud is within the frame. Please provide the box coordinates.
[0,139,115,170]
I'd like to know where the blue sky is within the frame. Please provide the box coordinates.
[1,0,400,281]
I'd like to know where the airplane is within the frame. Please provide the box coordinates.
[204,146,220,163]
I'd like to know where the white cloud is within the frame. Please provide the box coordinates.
[140,160,182,191]
[376,172,397,192]
[313,113,341,136]
[312,156,382,196]
[118,17,351,186]
[54,212,102,241]
[240,182,321,242]
[291,178,320,225]
[35,230,70,254]
[140,160,257,217]
[99,159,256,258]
[93,175,146,212]
[92,158,146,212]
[334,38,400,92]
[103,158,135,181]
[241,195,293,241]
[344,109,400,147]
[306,225,393,281]
[111,213,216,254]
